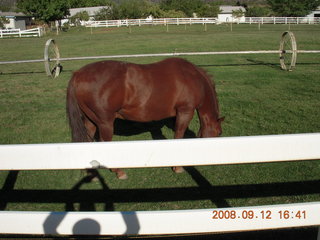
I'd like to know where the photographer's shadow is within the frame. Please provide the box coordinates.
[43,170,140,235]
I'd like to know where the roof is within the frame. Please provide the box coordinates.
[0,11,28,17]
[219,5,246,14]
[69,6,109,16]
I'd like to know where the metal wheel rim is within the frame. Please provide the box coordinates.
[279,31,297,71]
[44,39,61,78]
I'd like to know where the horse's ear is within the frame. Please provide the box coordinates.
[218,117,225,123]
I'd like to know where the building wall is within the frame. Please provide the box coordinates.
[4,17,26,30]
[218,13,246,23]
[306,10,320,18]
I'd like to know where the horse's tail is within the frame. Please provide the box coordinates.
[66,74,88,142]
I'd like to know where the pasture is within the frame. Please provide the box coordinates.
[0,23,319,216]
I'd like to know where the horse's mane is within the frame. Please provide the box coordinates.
[195,65,220,115]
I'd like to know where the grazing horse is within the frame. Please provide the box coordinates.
[66,58,224,179]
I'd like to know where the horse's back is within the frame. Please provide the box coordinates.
[69,58,213,122]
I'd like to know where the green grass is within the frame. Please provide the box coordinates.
[0,24,319,212]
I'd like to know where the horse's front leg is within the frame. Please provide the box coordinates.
[98,118,128,180]
[172,109,194,174]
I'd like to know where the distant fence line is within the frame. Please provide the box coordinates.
[244,17,320,24]
[0,27,44,38]
[85,18,218,28]
[85,17,320,28]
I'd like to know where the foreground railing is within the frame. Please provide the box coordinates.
[0,133,320,237]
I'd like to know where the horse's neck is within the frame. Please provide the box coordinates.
[208,85,220,119]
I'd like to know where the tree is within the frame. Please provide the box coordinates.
[94,5,119,20]
[68,0,114,8]
[267,0,320,17]
[160,0,204,17]
[18,0,70,23]
[70,11,90,26]
[246,6,271,17]
[232,9,245,19]
[0,16,10,29]
[117,0,157,19]
[197,3,221,17]
[160,9,187,18]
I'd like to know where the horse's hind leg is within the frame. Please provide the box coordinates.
[172,109,194,174]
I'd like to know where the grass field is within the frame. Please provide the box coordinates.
[0,24,319,214]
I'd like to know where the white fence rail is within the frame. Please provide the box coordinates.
[86,18,217,28]
[1,202,320,235]
[245,17,320,24]
[1,133,319,170]
[85,17,320,27]
[0,133,320,236]
[0,27,43,38]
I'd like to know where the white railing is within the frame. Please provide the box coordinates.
[85,17,320,27]
[245,17,320,24]
[0,27,43,38]
[0,133,320,236]
[85,18,217,28]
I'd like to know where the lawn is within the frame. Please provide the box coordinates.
[0,24,319,214]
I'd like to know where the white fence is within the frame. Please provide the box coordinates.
[0,133,320,236]
[85,17,320,27]
[0,27,43,38]
[245,17,320,24]
[85,18,217,28]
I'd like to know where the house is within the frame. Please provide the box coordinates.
[69,6,108,19]
[0,11,31,29]
[62,6,108,25]
[218,5,246,23]
[305,6,320,18]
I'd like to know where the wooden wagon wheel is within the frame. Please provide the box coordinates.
[44,39,61,78]
[279,31,297,71]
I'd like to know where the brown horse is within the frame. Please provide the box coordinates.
[66,58,224,179]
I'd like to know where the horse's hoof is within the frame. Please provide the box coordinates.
[173,167,185,173]
[117,172,128,180]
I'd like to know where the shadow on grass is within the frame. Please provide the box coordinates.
[1,172,319,208]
